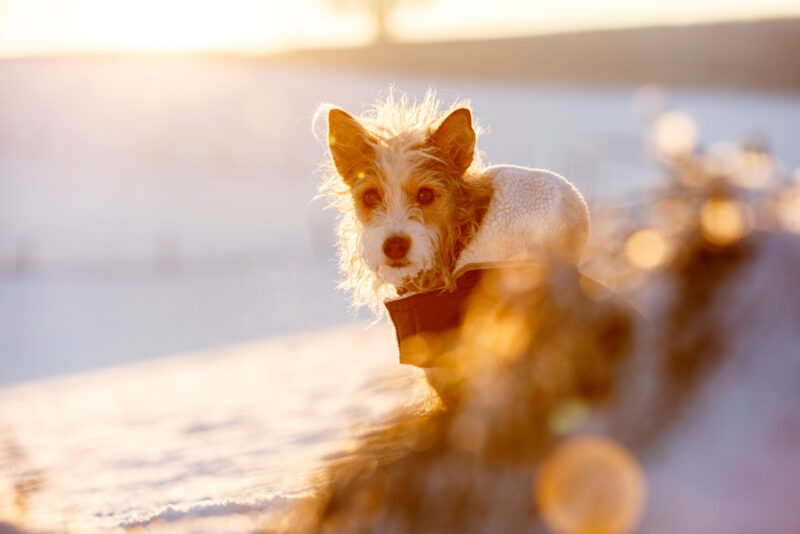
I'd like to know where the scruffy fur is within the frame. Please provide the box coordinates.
[318,91,493,313]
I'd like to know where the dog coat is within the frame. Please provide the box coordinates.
[385,165,590,369]
[454,165,590,273]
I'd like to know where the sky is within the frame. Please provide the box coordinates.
[0,0,799,56]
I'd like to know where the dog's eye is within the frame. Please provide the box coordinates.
[362,189,381,208]
[416,187,435,206]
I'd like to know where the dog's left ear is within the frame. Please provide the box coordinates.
[428,108,475,176]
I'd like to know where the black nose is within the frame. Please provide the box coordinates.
[383,235,410,260]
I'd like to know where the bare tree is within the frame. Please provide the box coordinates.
[326,0,432,43]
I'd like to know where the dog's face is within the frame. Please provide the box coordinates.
[328,108,476,292]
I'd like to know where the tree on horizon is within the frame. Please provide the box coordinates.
[325,0,433,43]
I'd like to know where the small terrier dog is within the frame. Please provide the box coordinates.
[319,92,589,313]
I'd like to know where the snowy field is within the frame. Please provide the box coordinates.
[0,321,433,531]
[0,57,799,530]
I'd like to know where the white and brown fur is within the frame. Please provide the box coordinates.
[318,92,493,312]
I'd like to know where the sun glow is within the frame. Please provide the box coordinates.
[1,0,799,57]
[0,0,356,56]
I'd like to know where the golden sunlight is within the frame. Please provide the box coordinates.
[0,0,297,55]
[3,0,800,56]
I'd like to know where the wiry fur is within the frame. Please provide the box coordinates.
[316,90,493,314]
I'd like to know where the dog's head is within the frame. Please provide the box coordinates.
[321,96,492,309]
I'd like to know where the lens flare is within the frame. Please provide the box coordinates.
[701,198,747,245]
[535,436,646,534]
[624,229,667,270]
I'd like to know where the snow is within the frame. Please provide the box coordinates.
[0,322,432,531]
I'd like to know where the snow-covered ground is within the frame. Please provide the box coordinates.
[0,57,799,530]
[0,322,433,531]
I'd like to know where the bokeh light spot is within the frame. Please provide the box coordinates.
[549,400,591,436]
[702,142,740,178]
[651,111,698,159]
[535,436,646,534]
[735,149,775,189]
[776,185,800,233]
[624,229,667,270]
[701,198,747,245]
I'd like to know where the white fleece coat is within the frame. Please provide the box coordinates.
[454,165,590,273]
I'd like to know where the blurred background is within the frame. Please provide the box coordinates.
[1,0,799,385]
[0,1,799,530]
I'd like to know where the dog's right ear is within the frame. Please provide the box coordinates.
[328,109,376,187]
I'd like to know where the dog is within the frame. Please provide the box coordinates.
[319,91,589,313]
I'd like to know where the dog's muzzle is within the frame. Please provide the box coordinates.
[383,235,411,260]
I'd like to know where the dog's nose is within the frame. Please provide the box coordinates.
[383,235,410,260]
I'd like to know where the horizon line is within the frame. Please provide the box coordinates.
[1,13,797,60]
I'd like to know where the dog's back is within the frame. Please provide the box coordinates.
[455,164,590,270]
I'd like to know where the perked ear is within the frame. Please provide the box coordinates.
[428,108,475,175]
[328,108,376,187]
